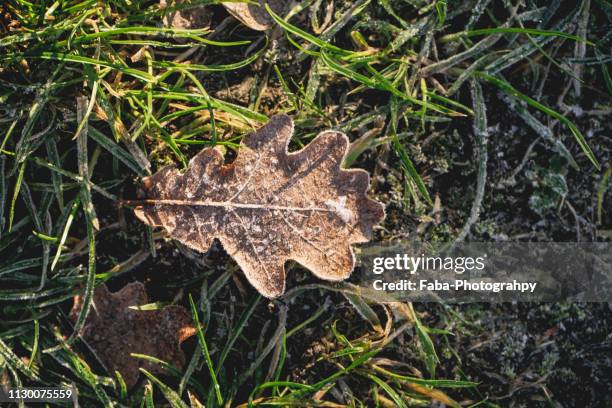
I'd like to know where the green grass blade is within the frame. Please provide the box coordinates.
[365,373,408,408]
[372,366,478,388]
[215,295,260,373]
[391,133,432,205]
[88,126,145,176]
[140,369,189,408]
[441,27,594,45]
[478,72,600,170]
[189,295,223,405]
[50,199,80,271]
[8,162,26,232]
[27,320,39,370]
[76,96,99,231]
[265,4,352,56]
[0,337,40,380]
[44,139,64,208]
[0,156,6,235]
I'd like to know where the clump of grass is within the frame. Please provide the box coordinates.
[0,0,609,406]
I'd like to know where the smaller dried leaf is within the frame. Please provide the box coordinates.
[160,0,211,30]
[70,282,196,388]
[222,0,285,31]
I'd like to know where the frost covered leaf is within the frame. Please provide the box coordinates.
[70,282,196,388]
[222,0,285,31]
[132,114,385,298]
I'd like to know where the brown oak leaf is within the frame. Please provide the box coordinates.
[132,114,385,298]
[70,282,195,388]
[221,0,285,31]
